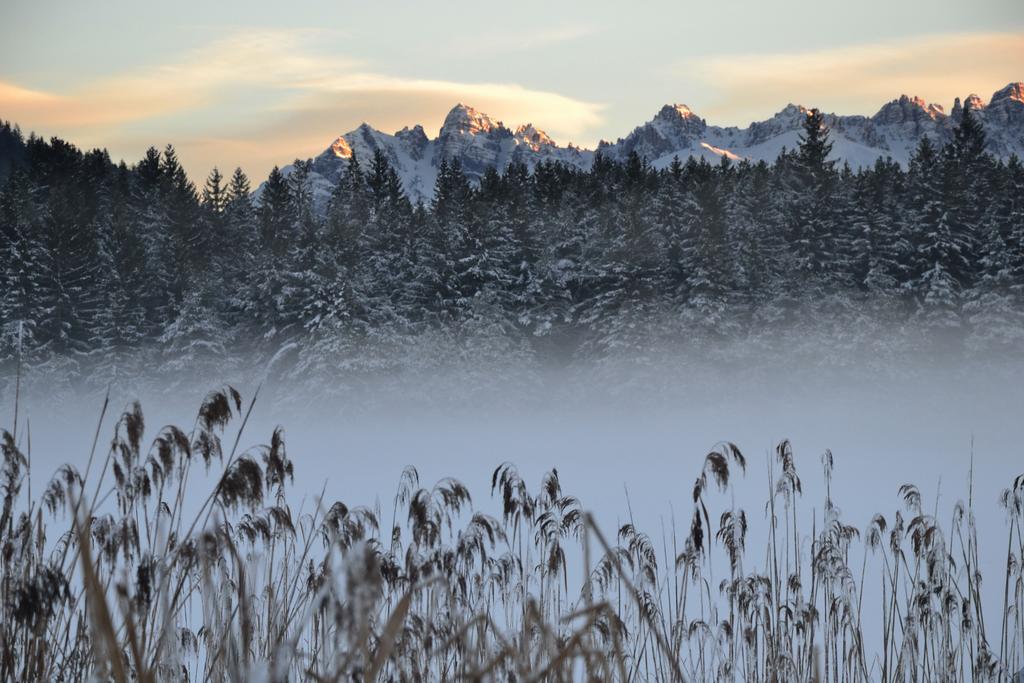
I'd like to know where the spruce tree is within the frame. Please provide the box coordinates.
[785,108,839,284]
[729,160,788,325]
[430,158,475,321]
[0,169,48,367]
[160,145,203,302]
[906,137,968,339]
[258,166,291,258]
[682,160,736,338]
[950,102,992,288]
[964,157,1024,352]
[129,147,176,342]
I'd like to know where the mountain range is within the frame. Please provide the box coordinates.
[275,82,1024,205]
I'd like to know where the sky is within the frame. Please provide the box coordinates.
[1,0,1022,184]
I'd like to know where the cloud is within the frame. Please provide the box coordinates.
[290,73,605,137]
[0,28,605,181]
[0,81,61,106]
[679,32,1024,125]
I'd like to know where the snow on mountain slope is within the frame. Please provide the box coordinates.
[264,82,1024,205]
[978,83,1024,158]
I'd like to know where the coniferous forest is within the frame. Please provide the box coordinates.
[2,106,1023,395]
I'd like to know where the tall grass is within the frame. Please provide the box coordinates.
[1,387,1021,681]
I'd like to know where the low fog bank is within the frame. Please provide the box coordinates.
[7,348,1023,508]
[7,328,1024,417]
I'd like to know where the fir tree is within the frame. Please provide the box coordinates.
[0,170,48,366]
[681,160,736,338]
[160,145,204,302]
[258,166,291,258]
[964,157,1024,352]
[785,108,839,281]
[220,167,257,333]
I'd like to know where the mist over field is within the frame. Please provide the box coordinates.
[9,348,1023,661]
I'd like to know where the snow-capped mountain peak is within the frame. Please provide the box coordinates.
[779,103,810,117]
[991,82,1024,105]
[514,123,557,151]
[595,103,709,162]
[965,94,986,111]
[873,95,944,125]
[440,104,503,136]
[268,82,1024,207]
[952,93,987,119]
[395,124,429,148]
[979,83,1024,154]
[656,103,700,121]
[397,123,427,136]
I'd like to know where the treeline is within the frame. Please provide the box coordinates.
[1,107,1023,387]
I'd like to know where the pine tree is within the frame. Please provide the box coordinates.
[222,167,257,330]
[583,153,664,355]
[280,160,325,334]
[28,138,106,362]
[1000,156,1024,299]
[430,158,475,322]
[227,166,252,204]
[784,109,840,284]
[91,213,147,382]
[729,160,788,326]
[496,161,544,333]
[404,202,445,326]
[258,166,291,258]
[0,120,27,186]
[906,137,968,340]
[465,166,523,333]
[160,145,204,303]
[0,169,49,368]
[201,167,228,262]
[964,157,1024,352]
[945,101,992,288]
[303,154,373,344]
[202,167,227,215]
[88,160,147,382]
[131,147,176,341]
[324,153,370,271]
[363,150,415,329]
[241,165,295,345]
[530,161,583,348]
[654,157,693,302]
[848,160,906,297]
[680,159,737,338]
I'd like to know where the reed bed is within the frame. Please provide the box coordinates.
[1,386,1021,682]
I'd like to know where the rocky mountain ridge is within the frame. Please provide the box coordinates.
[273,82,1024,204]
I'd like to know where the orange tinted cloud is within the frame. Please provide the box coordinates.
[0,28,605,181]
